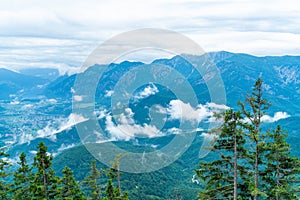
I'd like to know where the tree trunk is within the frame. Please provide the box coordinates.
[42,159,48,199]
[254,139,259,200]
[233,113,238,200]
[276,153,280,200]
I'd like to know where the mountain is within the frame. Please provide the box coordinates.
[43,74,75,99]
[207,51,300,114]
[19,68,60,81]
[1,51,300,199]
[0,68,48,100]
[41,51,300,113]
[51,134,205,200]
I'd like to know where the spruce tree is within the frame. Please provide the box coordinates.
[103,155,128,200]
[263,125,300,199]
[83,160,104,200]
[13,152,32,200]
[59,166,86,200]
[239,78,270,199]
[196,109,249,199]
[197,78,300,199]
[30,142,60,199]
[0,146,10,200]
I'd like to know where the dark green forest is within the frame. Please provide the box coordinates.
[1,78,300,200]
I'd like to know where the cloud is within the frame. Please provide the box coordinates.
[0,36,94,75]
[134,83,159,101]
[52,143,76,156]
[73,95,83,102]
[105,108,163,141]
[34,113,88,141]
[201,132,217,140]
[167,100,228,124]
[93,100,228,141]
[104,90,114,97]
[166,127,182,135]
[261,112,291,123]
[1,0,299,73]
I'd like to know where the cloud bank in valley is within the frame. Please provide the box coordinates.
[18,113,88,144]
[167,100,229,123]
[96,99,229,141]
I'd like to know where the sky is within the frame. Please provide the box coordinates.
[1,0,300,74]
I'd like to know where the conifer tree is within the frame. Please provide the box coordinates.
[263,125,300,199]
[196,109,249,199]
[0,146,10,200]
[104,154,128,200]
[83,160,104,200]
[103,155,128,200]
[59,166,86,200]
[239,78,270,199]
[197,78,300,199]
[13,152,32,200]
[30,142,60,199]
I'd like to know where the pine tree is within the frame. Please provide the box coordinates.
[196,109,249,199]
[103,154,128,200]
[13,152,32,200]
[59,166,86,200]
[83,160,104,200]
[263,125,300,199]
[239,78,270,199]
[30,142,60,199]
[0,146,10,200]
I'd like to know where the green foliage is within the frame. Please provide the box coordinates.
[1,78,299,200]
[30,142,60,199]
[238,77,271,199]
[12,152,32,200]
[197,78,300,199]
[263,125,300,199]
[52,139,200,200]
[82,160,104,200]
[196,109,250,199]
[0,146,10,200]
[59,166,86,199]
[103,154,128,200]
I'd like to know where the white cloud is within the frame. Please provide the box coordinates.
[104,90,114,97]
[48,99,57,104]
[201,132,217,141]
[0,0,300,73]
[167,100,228,124]
[134,83,159,101]
[35,113,88,141]
[29,150,37,155]
[95,109,109,119]
[10,100,20,105]
[261,112,291,123]
[166,127,182,135]
[104,108,163,141]
[206,102,230,110]
[73,95,83,102]
[52,143,76,156]
[153,104,167,114]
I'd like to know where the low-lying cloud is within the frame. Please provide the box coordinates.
[167,100,229,124]
[96,99,229,141]
[134,83,159,101]
[34,113,88,142]
[105,108,163,141]
[261,111,291,123]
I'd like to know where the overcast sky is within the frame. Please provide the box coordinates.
[1,0,300,74]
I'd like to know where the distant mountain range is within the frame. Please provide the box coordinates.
[1,51,299,199]
[1,51,299,146]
